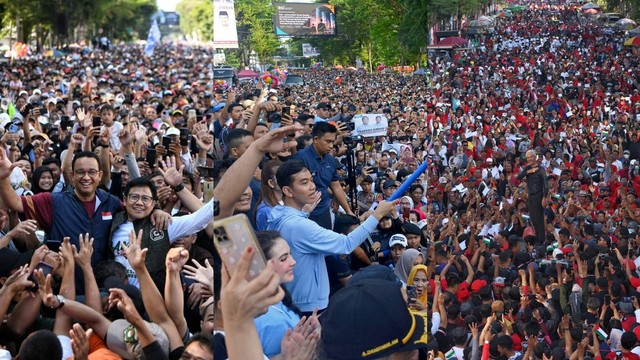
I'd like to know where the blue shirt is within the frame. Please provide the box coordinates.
[292,145,338,216]
[255,201,273,231]
[267,205,379,312]
[254,302,300,357]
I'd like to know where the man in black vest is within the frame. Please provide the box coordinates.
[109,174,216,291]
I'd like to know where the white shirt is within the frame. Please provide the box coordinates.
[112,199,215,287]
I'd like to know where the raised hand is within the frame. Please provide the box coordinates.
[121,229,147,270]
[252,124,302,154]
[33,271,56,308]
[108,288,142,324]
[302,191,322,214]
[165,247,189,273]
[6,219,38,240]
[69,323,92,360]
[4,264,32,291]
[0,142,18,180]
[73,233,94,270]
[59,237,75,266]
[158,155,184,188]
[220,247,284,322]
[98,128,111,147]
[183,259,213,292]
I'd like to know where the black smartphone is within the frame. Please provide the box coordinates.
[20,103,33,117]
[253,89,262,98]
[198,166,215,179]
[179,128,190,147]
[604,294,611,305]
[60,120,73,131]
[495,311,503,322]
[282,106,291,116]
[146,148,157,167]
[27,262,54,292]
[92,116,101,127]
[162,136,172,150]
[40,107,48,115]
[406,285,417,302]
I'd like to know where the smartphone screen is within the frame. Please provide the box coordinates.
[198,166,215,179]
[92,117,102,127]
[179,128,190,147]
[162,136,172,150]
[282,106,291,116]
[406,285,417,301]
[27,262,54,292]
[146,148,157,167]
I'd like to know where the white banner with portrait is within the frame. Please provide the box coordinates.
[352,114,388,137]
[214,0,239,48]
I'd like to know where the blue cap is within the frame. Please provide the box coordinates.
[212,103,226,112]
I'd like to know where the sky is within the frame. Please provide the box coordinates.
[157,0,179,11]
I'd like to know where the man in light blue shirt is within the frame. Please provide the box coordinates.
[267,160,395,315]
[314,102,331,123]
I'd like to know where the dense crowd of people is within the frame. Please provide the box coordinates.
[1,2,640,360]
[212,3,640,360]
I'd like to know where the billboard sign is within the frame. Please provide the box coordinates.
[214,0,239,48]
[273,2,337,37]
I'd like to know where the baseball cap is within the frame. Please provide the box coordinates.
[416,219,428,230]
[493,277,506,287]
[383,179,398,189]
[402,222,422,236]
[361,175,374,184]
[321,279,431,359]
[389,234,408,248]
[212,103,226,112]
[316,102,331,110]
[349,265,402,286]
[165,127,180,137]
[106,319,169,359]
[162,90,173,97]
[471,279,488,293]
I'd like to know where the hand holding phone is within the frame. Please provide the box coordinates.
[214,214,267,281]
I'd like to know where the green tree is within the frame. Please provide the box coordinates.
[235,0,280,64]
[176,0,213,41]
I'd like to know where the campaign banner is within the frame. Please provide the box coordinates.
[352,114,388,137]
[273,3,337,37]
[214,0,239,48]
[302,43,320,57]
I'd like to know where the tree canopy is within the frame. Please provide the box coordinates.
[0,0,156,46]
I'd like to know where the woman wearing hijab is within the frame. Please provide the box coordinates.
[394,248,423,283]
[407,264,430,312]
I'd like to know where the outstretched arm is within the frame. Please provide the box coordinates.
[34,271,111,339]
[124,230,183,351]
[165,248,189,339]
[216,124,302,218]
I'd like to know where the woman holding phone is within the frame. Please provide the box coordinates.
[254,230,309,358]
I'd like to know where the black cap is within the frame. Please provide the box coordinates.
[402,222,422,236]
[383,180,398,189]
[362,175,374,184]
[320,279,431,359]
[316,102,331,110]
